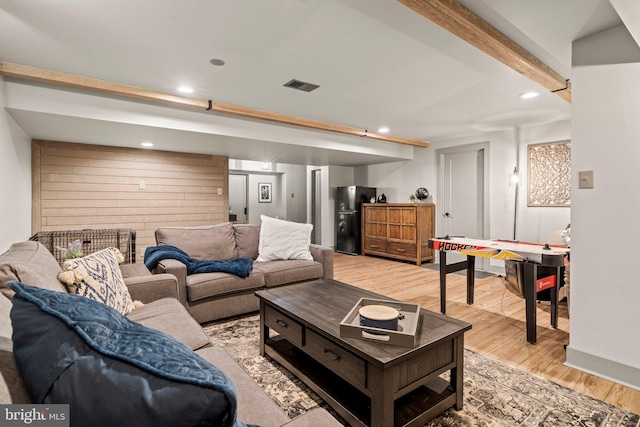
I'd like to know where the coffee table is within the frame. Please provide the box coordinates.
[256,279,472,427]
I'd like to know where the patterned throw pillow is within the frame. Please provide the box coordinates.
[58,247,135,315]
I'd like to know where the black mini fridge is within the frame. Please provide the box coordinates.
[335,186,376,255]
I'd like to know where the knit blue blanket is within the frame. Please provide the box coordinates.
[144,245,253,278]
[9,281,256,427]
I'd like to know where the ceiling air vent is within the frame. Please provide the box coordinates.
[283,79,320,93]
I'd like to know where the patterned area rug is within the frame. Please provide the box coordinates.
[203,315,640,427]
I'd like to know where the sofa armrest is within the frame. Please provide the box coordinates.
[124,274,178,304]
[310,244,334,280]
[153,259,188,306]
[119,263,178,303]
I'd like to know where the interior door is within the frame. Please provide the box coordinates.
[229,174,247,222]
[439,146,486,265]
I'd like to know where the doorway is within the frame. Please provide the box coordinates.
[311,169,322,244]
[437,143,489,266]
[229,174,248,223]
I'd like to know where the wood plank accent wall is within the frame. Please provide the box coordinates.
[32,140,229,261]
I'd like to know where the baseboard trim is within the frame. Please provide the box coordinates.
[565,346,640,391]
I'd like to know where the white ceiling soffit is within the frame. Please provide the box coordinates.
[3,79,414,166]
[609,0,640,48]
[0,0,625,164]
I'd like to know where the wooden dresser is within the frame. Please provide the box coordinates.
[362,203,435,265]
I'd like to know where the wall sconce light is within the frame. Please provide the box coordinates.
[261,162,271,171]
[511,166,519,240]
[510,167,520,185]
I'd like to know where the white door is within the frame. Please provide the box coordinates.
[438,145,487,264]
[229,174,247,222]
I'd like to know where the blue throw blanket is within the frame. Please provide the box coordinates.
[9,281,257,427]
[144,245,253,278]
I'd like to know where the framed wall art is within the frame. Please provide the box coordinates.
[258,182,272,203]
[527,141,571,207]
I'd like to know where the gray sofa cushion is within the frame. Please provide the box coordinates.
[0,294,12,340]
[9,281,248,427]
[186,270,265,302]
[0,336,31,404]
[156,223,238,261]
[253,260,323,287]
[196,346,290,427]
[0,241,66,299]
[126,298,210,350]
[0,295,30,404]
[234,223,261,260]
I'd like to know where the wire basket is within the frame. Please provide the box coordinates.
[29,228,136,267]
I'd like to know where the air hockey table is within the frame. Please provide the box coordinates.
[428,236,570,344]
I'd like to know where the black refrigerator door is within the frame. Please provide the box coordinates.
[337,186,376,211]
[336,186,357,211]
[355,186,377,206]
[336,211,357,255]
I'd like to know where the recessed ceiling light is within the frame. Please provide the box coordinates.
[210,58,225,66]
[141,141,154,148]
[378,127,390,134]
[519,91,540,99]
[177,86,193,94]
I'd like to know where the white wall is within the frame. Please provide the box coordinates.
[356,147,436,205]
[566,27,640,388]
[362,123,571,273]
[229,160,308,224]
[516,123,572,243]
[279,163,307,223]
[0,76,32,252]
[247,174,279,223]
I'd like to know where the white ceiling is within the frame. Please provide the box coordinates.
[0,0,628,166]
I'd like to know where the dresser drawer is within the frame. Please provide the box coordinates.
[265,305,303,347]
[305,329,366,390]
[364,238,388,253]
[389,241,417,258]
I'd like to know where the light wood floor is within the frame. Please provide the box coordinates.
[332,253,640,415]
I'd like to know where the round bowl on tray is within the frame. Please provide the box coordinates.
[359,305,400,331]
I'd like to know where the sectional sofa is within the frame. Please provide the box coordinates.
[147,220,334,323]
[0,240,340,427]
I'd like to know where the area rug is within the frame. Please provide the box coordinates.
[422,263,496,279]
[203,315,640,427]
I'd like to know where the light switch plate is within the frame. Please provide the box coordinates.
[579,170,594,189]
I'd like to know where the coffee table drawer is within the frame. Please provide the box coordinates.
[305,329,366,390]
[265,305,303,347]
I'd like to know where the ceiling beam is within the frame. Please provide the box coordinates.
[0,61,430,148]
[398,0,571,103]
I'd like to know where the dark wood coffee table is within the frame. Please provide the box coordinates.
[256,279,472,427]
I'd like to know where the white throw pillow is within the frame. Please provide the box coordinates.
[256,215,313,262]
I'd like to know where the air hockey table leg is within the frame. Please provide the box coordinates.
[521,262,538,344]
[439,250,447,314]
[550,266,560,329]
[466,255,475,305]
